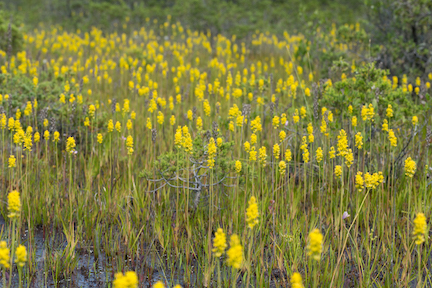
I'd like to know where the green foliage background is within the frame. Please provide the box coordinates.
[1,0,362,36]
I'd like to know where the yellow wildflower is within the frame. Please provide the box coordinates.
[355,132,363,149]
[291,272,304,288]
[307,228,323,261]
[246,196,259,229]
[382,119,389,132]
[285,149,292,162]
[413,213,427,245]
[389,129,397,147]
[227,234,243,269]
[404,157,416,178]
[8,155,16,168]
[335,165,342,177]
[212,228,227,257]
[115,121,121,132]
[66,137,76,154]
[0,241,10,268]
[316,147,323,163]
[273,143,280,159]
[15,245,27,267]
[113,271,139,288]
[8,190,21,219]
[235,160,242,174]
[279,160,287,175]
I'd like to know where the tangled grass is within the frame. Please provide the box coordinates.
[0,19,431,287]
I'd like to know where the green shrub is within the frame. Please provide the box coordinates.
[0,10,24,55]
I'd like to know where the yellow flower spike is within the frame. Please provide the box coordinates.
[293,109,299,124]
[66,137,76,154]
[279,160,287,175]
[126,119,133,130]
[169,115,176,126]
[59,94,66,104]
[382,119,389,132]
[212,228,227,257]
[246,196,259,229]
[146,118,152,130]
[187,110,193,121]
[153,281,165,288]
[203,99,211,116]
[34,132,40,143]
[344,149,354,168]
[291,272,305,288]
[157,111,164,125]
[404,157,416,178]
[305,87,311,97]
[8,117,14,131]
[216,137,223,147]
[227,234,243,269]
[15,245,27,267]
[126,135,133,149]
[250,116,262,133]
[300,106,306,118]
[89,105,96,118]
[24,101,32,116]
[124,271,138,288]
[174,127,182,147]
[44,130,50,141]
[115,121,121,132]
[335,165,342,178]
[272,116,280,129]
[388,129,397,147]
[348,105,353,114]
[316,147,323,163]
[280,113,287,125]
[412,116,418,126]
[349,115,356,127]
[413,213,427,245]
[114,271,138,288]
[249,146,257,162]
[97,133,103,144]
[196,117,203,131]
[0,241,10,269]
[285,149,292,162]
[279,130,286,142]
[386,104,394,118]
[8,190,21,219]
[307,228,324,261]
[16,109,21,120]
[236,115,244,127]
[273,143,280,160]
[8,155,16,168]
[355,132,363,149]
[148,99,157,113]
[235,160,242,174]
[52,131,60,143]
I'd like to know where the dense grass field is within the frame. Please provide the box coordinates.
[0,16,431,288]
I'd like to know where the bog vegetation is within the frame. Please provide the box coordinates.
[0,1,431,287]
